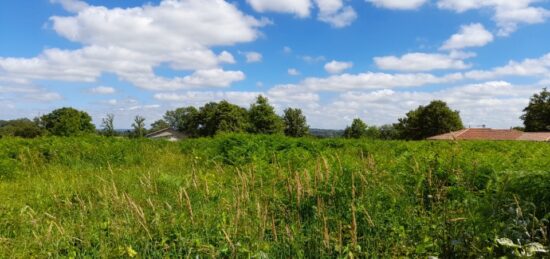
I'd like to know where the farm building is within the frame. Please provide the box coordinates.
[428,128,550,142]
[145,128,186,142]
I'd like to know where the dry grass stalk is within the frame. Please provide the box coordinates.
[181,187,195,224]
[323,215,330,249]
[124,193,151,239]
[271,215,278,242]
[222,229,236,256]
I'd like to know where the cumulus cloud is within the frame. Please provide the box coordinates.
[0,0,264,90]
[441,23,494,50]
[244,52,263,63]
[218,51,236,64]
[367,0,429,10]
[246,0,356,27]
[301,55,326,63]
[324,60,353,74]
[319,81,536,129]
[374,52,474,71]
[90,86,116,94]
[50,0,89,13]
[464,52,550,80]
[288,68,300,76]
[270,71,462,93]
[437,0,550,35]
[0,78,63,104]
[315,0,357,27]
[246,0,312,18]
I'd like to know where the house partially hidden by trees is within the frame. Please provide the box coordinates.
[428,128,550,142]
[145,128,186,142]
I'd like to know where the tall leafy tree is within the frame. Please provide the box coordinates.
[150,119,170,133]
[0,118,42,138]
[521,88,550,132]
[248,95,283,134]
[379,124,399,140]
[164,106,200,136]
[344,118,368,139]
[101,113,116,136]
[197,101,249,136]
[132,115,146,138]
[395,100,464,140]
[38,107,95,136]
[283,108,309,137]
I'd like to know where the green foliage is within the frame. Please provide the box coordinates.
[521,88,550,132]
[378,124,399,140]
[198,101,249,136]
[248,95,283,134]
[283,108,309,137]
[0,118,42,138]
[1,136,549,257]
[149,119,170,133]
[38,107,95,136]
[101,113,116,136]
[164,106,200,136]
[344,118,368,138]
[395,100,464,140]
[131,115,146,138]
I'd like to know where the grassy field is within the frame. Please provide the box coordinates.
[0,134,549,257]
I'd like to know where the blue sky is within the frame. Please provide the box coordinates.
[1,0,550,129]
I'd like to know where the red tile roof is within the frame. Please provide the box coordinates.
[428,128,550,141]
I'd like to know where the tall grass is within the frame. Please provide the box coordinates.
[0,134,548,257]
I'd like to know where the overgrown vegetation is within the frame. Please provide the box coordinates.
[0,135,548,257]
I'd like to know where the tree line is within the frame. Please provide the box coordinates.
[2,88,550,140]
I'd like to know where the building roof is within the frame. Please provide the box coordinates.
[517,132,550,141]
[145,128,186,139]
[428,128,550,141]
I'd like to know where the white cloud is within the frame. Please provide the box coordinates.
[441,23,494,50]
[244,51,263,63]
[283,46,292,54]
[0,0,264,91]
[90,86,116,94]
[367,0,429,10]
[246,0,312,18]
[288,68,300,76]
[246,0,356,27]
[301,55,326,63]
[324,60,353,74]
[271,71,462,93]
[50,0,89,13]
[0,78,63,103]
[465,52,550,80]
[218,51,236,64]
[155,91,261,107]
[318,81,537,129]
[315,0,357,27]
[374,52,473,71]
[437,0,550,35]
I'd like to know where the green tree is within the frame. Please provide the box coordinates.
[197,101,249,136]
[344,118,368,139]
[101,114,116,136]
[248,95,283,134]
[521,88,550,132]
[283,108,309,137]
[0,118,42,138]
[164,106,200,136]
[150,119,170,133]
[395,100,464,140]
[379,124,399,140]
[38,107,95,136]
[132,115,146,138]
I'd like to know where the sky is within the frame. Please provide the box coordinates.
[1,0,550,129]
